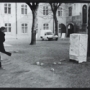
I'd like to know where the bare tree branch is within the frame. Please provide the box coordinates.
[26,2,39,11]
[26,2,33,10]
[49,3,54,12]
[49,3,62,35]
[57,3,62,9]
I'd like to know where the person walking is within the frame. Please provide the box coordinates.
[0,27,11,68]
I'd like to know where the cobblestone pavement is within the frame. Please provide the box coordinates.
[0,38,90,88]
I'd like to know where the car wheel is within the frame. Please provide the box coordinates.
[41,37,44,41]
[42,38,44,41]
[55,38,58,41]
[47,37,49,41]
[48,38,52,41]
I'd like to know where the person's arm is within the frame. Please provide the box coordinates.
[0,43,11,56]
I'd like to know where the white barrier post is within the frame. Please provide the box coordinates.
[61,33,66,38]
[69,34,88,63]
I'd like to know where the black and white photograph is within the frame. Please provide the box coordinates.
[0,0,90,88]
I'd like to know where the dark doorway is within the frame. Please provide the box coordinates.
[59,23,66,35]
[67,23,74,37]
[82,5,87,24]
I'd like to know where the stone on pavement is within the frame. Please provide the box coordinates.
[53,62,57,65]
[50,68,54,71]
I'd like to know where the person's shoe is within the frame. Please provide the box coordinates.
[5,52,12,56]
[8,53,11,56]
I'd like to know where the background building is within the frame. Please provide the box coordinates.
[0,3,32,39]
[36,3,66,39]
[0,3,88,39]
[66,3,88,37]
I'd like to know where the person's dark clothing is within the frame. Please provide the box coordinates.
[0,32,5,52]
[0,31,11,56]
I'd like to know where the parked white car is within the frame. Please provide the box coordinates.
[40,30,58,41]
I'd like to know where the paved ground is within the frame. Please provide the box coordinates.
[0,38,90,88]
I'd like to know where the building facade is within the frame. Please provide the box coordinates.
[36,3,66,39]
[0,3,32,39]
[66,3,88,37]
[0,3,88,39]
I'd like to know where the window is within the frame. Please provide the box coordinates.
[43,6,48,15]
[43,23,49,29]
[21,5,27,14]
[5,23,11,32]
[46,6,48,15]
[46,32,53,35]
[69,7,72,16]
[25,5,27,14]
[82,5,87,24]
[21,23,28,33]
[4,3,11,14]
[58,8,62,16]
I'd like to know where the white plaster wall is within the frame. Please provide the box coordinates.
[16,3,32,39]
[36,3,53,39]
[0,3,32,39]
[0,3,16,38]
[57,3,66,25]
[69,3,88,16]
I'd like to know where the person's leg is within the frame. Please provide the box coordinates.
[0,53,2,68]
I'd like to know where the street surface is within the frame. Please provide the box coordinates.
[0,38,90,88]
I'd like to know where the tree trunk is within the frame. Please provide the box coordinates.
[30,10,37,45]
[53,13,58,35]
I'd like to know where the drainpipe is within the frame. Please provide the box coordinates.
[53,16,54,33]
[15,3,17,39]
[86,5,88,34]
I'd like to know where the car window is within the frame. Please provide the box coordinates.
[45,32,53,35]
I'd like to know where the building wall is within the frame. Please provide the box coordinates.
[0,3,88,39]
[0,3,32,40]
[36,3,66,39]
[16,3,32,39]
[0,3,16,38]
[36,3,53,39]
[66,3,88,34]
[57,3,66,25]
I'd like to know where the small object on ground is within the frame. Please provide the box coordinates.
[50,68,54,71]
[13,51,19,53]
[60,59,66,62]
[53,62,57,65]
[58,62,61,64]
[40,63,44,66]
[36,62,40,65]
